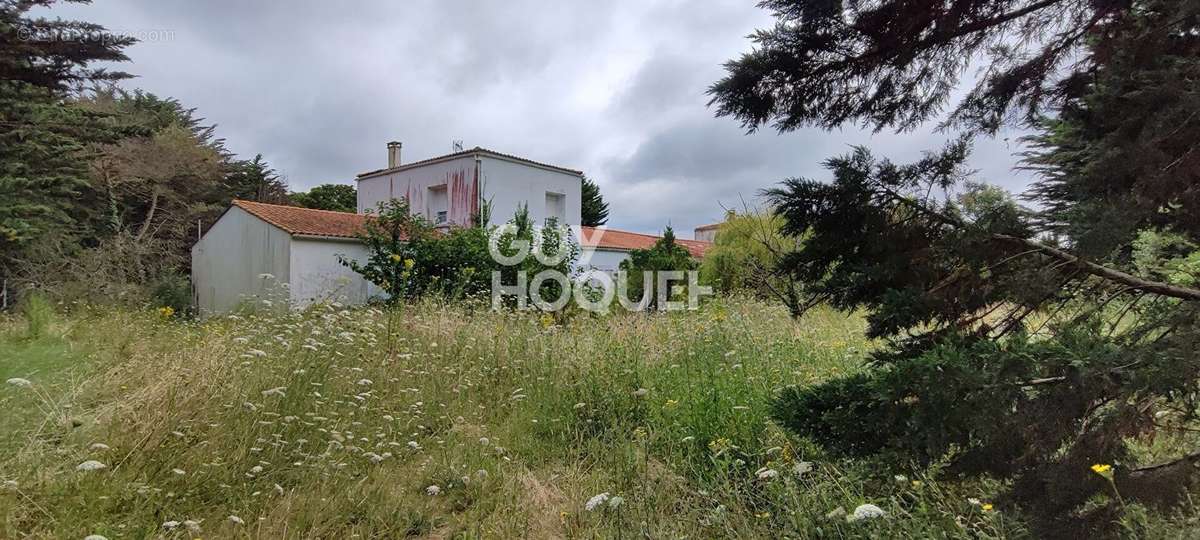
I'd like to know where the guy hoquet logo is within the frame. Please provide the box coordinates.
[487,224,712,313]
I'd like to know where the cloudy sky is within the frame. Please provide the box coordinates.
[46,0,1034,236]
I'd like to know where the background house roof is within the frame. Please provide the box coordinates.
[232,200,367,239]
[580,226,711,258]
[356,146,584,180]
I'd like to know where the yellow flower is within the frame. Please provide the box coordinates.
[539,313,554,329]
[389,253,402,263]
[911,480,922,488]
[157,306,175,318]
[982,503,993,512]
[404,258,415,270]
[632,426,648,440]
[755,511,771,519]
[664,399,679,409]
[708,437,732,454]
[1091,463,1113,476]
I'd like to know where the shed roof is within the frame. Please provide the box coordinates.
[232,200,367,239]
[580,226,711,258]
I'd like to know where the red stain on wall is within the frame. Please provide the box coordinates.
[448,168,479,226]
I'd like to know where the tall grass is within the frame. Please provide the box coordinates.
[19,292,54,340]
[0,297,1193,538]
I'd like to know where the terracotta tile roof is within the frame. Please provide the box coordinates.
[233,200,367,239]
[357,146,583,179]
[579,226,712,258]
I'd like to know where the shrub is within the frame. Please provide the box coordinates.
[19,292,54,340]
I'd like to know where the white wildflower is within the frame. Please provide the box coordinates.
[893,474,908,483]
[249,465,263,475]
[75,460,107,472]
[274,483,284,496]
[246,349,267,358]
[632,388,649,398]
[825,507,846,520]
[406,440,421,450]
[356,379,373,386]
[228,515,245,525]
[479,437,490,446]
[261,387,287,397]
[162,520,181,529]
[585,492,610,511]
[89,443,111,452]
[425,485,441,496]
[172,468,186,476]
[967,497,981,506]
[756,467,779,480]
[474,469,488,481]
[83,535,108,540]
[5,377,32,388]
[2,480,17,490]
[608,496,625,509]
[573,402,586,409]
[183,519,201,532]
[848,504,887,522]
[793,461,814,476]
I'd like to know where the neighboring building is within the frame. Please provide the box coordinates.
[191,200,376,314]
[693,222,722,242]
[193,142,713,314]
[579,226,711,274]
[355,143,583,228]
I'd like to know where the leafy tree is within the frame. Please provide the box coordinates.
[581,175,609,227]
[338,199,428,304]
[224,154,289,204]
[712,0,1200,535]
[0,0,133,270]
[292,183,356,212]
[619,227,697,311]
[698,210,803,313]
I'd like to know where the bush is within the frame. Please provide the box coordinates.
[19,292,54,340]
[150,271,193,316]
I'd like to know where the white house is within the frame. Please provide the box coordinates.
[192,143,711,314]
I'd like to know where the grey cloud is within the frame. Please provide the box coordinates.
[42,0,1038,236]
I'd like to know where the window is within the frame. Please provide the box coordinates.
[427,185,448,225]
[545,191,565,225]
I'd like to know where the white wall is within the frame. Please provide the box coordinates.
[579,248,631,274]
[192,206,291,315]
[480,155,581,227]
[357,155,479,224]
[289,238,379,308]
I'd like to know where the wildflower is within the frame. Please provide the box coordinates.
[183,519,201,533]
[404,258,415,270]
[246,349,267,358]
[584,492,610,511]
[407,440,421,450]
[2,480,17,490]
[356,378,373,386]
[89,443,110,452]
[425,485,441,496]
[848,504,886,522]
[732,405,750,411]
[5,377,32,388]
[632,388,649,398]
[573,402,586,409]
[76,460,107,472]
[793,461,814,477]
[893,474,907,483]
[261,387,286,397]
[157,306,175,318]
[663,399,679,409]
[479,437,490,446]
[608,496,625,509]
[228,515,245,525]
[84,535,108,540]
[911,480,923,488]
[967,497,981,506]
[162,521,181,529]
[755,511,771,519]
[539,313,554,329]
[389,254,402,263]
[756,467,779,480]
[632,427,648,440]
[249,465,263,475]
[708,437,732,454]
[825,507,847,520]
[172,468,187,476]
[274,483,284,496]
[982,503,994,512]
[475,469,489,481]
[1090,463,1113,477]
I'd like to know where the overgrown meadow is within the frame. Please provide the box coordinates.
[0,296,1165,538]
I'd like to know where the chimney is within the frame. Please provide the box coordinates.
[387,141,403,168]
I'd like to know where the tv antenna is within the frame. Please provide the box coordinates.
[452,139,464,152]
